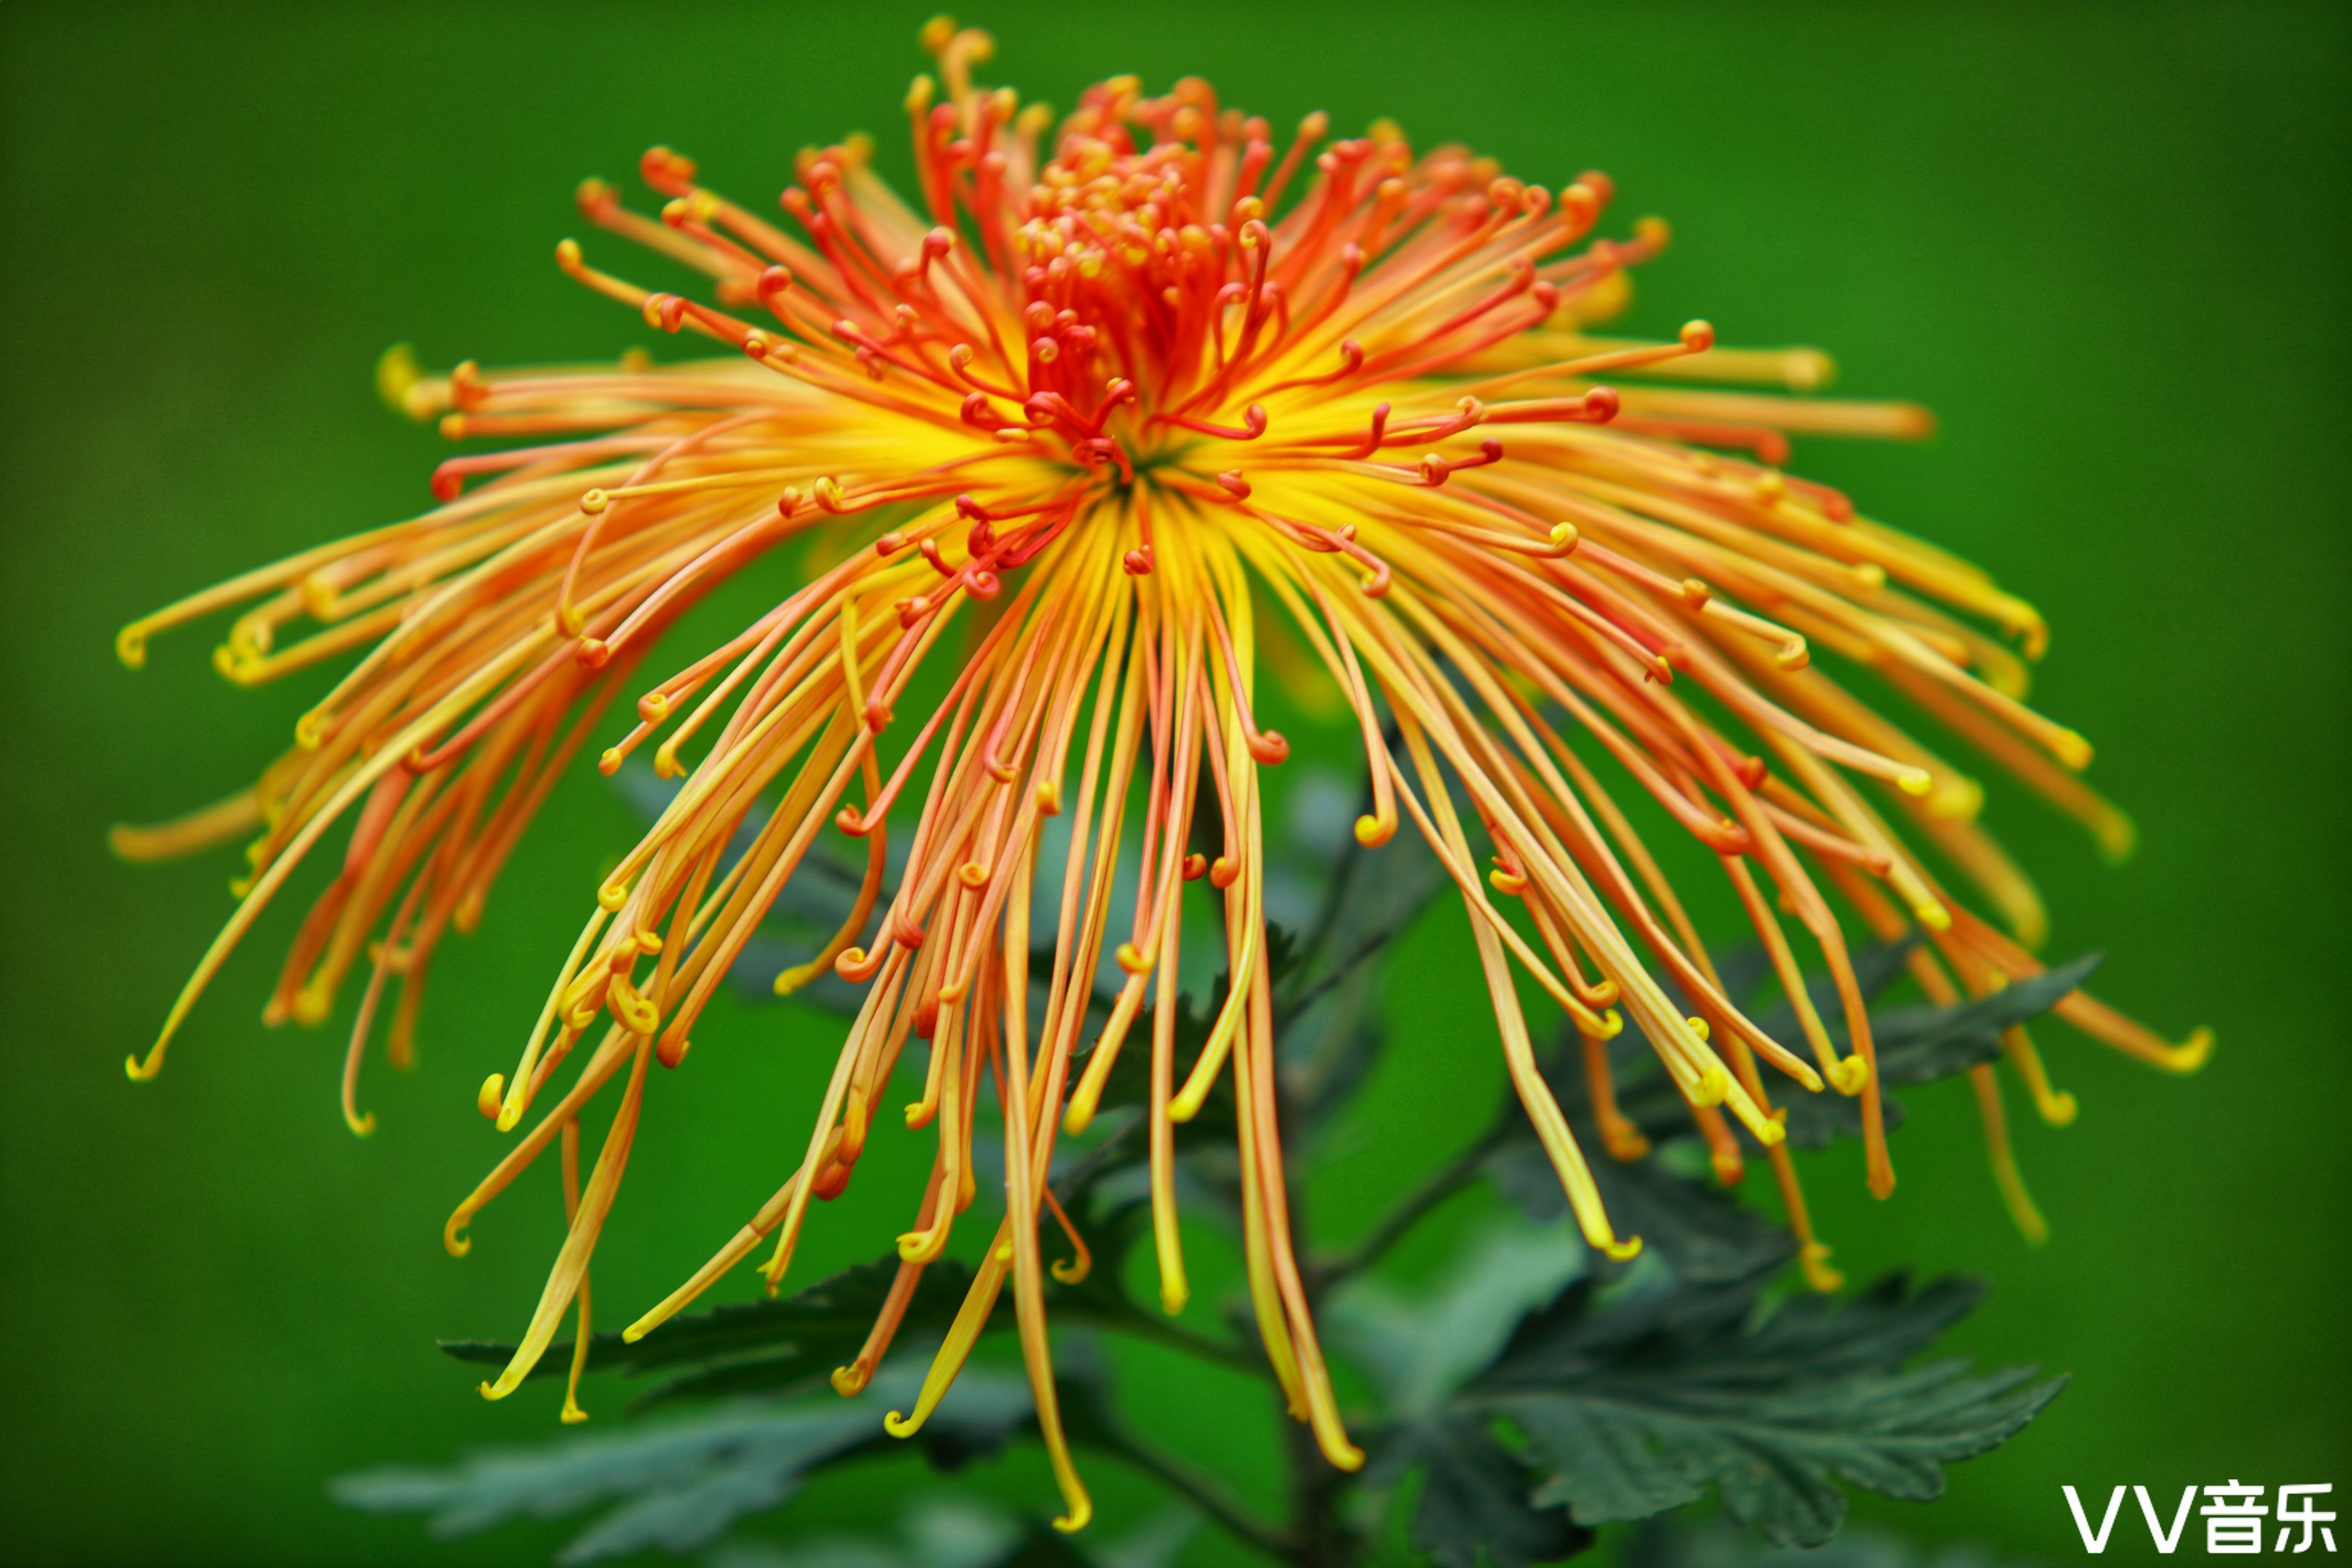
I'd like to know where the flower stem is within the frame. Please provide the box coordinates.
[1312,1123,1503,1293]
[1082,1414,1300,1560]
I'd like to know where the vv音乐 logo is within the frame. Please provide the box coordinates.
[2065,1484,2337,1555]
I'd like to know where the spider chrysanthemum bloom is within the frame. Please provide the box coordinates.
[116,20,2208,1528]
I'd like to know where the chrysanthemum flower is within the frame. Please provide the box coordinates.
[116,19,2207,1530]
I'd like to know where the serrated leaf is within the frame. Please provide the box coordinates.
[1083,984,1241,1139]
[1465,1267,2064,1547]
[441,1115,1261,1413]
[1368,1412,1592,1568]
[1487,1141,1794,1286]
[441,1257,982,1410]
[1779,953,2102,1150]
[1333,1223,1585,1416]
[334,1367,1032,1564]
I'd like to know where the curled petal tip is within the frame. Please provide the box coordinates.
[1601,1235,1643,1262]
[1798,1243,1845,1293]
[2163,1027,2215,1074]
[1828,1056,1871,1095]
[882,1408,920,1439]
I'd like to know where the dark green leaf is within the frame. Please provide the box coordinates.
[441,1257,981,1410]
[1466,1267,2064,1547]
[440,1119,1256,1408]
[1780,954,2102,1150]
[1368,1413,1592,1568]
[1487,1142,1794,1286]
[334,1368,1032,1564]
[1082,985,1241,1139]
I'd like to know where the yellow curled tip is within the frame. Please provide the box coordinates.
[883,1408,921,1439]
[2163,1027,2215,1074]
[1684,1014,1711,1043]
[1159,1281,1189,1316]
[560,1403,589,1426]
[292,983,331,1026]
[375,343,424,415]
[2094,809,2139,865]
[1798,1242,1845,1292]
[2036,1087,2080,1126]
[1052,1499,1095,1535]
[345,1109,377,1138]
[115,624,149,669]
[1694,1065,1729,1107]
[1601,1235,1643,1262]
[1755,1115,1787,1147]
[1828,1055,1871,1095]
[125,1035,171,1080]
[1601,1123,1651,1161]
[477,1072,505,1120]
[830,1363,870,1397]
[476,1379,512,1402]
[1914,899,1952,932]
[2054,729,2094,770]
[1050,1256,1088,1286]
[1318,1432,1368,1473]
[1896,769,1935,798]
[596,882,630,912]
[1353,813,1394,848]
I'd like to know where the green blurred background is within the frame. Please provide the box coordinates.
[3,1,2346,1563]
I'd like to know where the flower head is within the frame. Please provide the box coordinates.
[116,19,2205,1529]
